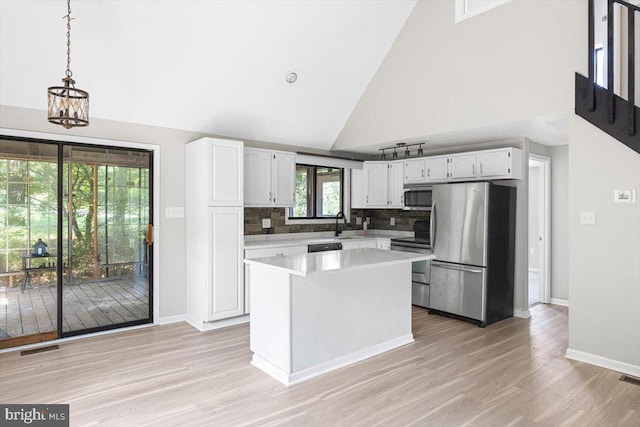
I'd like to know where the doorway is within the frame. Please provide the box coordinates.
[528,155,550,307]
[0,137,154,348]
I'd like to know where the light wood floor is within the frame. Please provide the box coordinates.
[1,304,639,426]
[0,277,149,338]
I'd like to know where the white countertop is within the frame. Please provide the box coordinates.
[244,230,411,250]
[244,248,435,277]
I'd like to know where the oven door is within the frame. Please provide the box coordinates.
[390,244,432,284]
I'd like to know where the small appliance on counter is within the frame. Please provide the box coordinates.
[390,220,431,308]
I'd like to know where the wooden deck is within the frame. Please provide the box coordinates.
[0,277,149,339]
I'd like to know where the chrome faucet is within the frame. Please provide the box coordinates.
[335,211,348,236]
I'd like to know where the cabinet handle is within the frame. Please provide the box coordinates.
[472,164,476,175]
[480,163,483,174]
[269,192,272,202]
[421,169,424,177]
[366,195,369,203]
[427,168,430,177]
[275,253,284,256]
[401,195,404,203]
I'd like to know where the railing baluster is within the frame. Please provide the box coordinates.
[587,0,596,113]
[589,0,595,111]
[608,0,616,123]
[628,9,636,136]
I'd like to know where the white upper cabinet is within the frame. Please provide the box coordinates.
[350,168,366,209]
[206,139,244,206]
[244,148,295,207]
[272,152,296,206]
[388,161,405,208]
[364,162,389,207]
[449,153,478,181]
[477,147,522,179]
[423,156,449,183]
[404,158,426,184]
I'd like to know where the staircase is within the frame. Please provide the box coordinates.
[575,0,640,154]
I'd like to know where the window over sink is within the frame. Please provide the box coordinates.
[288,164,343,219]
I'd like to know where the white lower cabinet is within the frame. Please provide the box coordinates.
[244,245,307,314]
[377,238,391,250]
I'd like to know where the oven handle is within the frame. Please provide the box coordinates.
[390,245,431,254]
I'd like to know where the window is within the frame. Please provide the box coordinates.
[455,0,511,23]
[289,164,343,219]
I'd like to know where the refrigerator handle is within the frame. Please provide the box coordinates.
[431,261,483,274]
[430,200,436,249]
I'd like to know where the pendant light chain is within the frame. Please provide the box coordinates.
[65,0,73,78]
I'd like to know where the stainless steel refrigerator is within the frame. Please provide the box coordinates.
[429,182,516,327]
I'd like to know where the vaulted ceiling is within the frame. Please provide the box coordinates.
[0,0,416,150]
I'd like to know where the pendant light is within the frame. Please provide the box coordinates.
[47,0,89,129]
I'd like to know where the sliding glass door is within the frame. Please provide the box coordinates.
[0,136,153,348]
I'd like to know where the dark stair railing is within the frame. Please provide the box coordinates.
[576,0,640,154]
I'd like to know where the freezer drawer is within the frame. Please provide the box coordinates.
[429,261,486,322]
[412,282,429,308]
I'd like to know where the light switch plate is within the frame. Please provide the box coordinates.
[366,217,371,225]
[262,218,271,228]
[165,207,184,218]
[614,189,636,203]
[579,211,596,225]
[390,217,395,226]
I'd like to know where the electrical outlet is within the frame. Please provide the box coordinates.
[366,217,371,225]
[355,217,362,225]
[165,207,184,218]
[579,211,596,225]
[262,218,271,228]
[390,217,395,226]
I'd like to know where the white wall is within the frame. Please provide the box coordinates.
[332,0,583,150]
[528,165,540,271]
[568,116,640,374]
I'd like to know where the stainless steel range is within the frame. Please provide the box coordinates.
[390,220,431,308]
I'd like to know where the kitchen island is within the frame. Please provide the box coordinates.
[244,248,435,386]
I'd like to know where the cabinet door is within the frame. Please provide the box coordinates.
[449,153,478,181]
[244,149,272,206]
[350,168,366,209]
[208,140,243,206]
[272,152,296,207]
[478,149,512,178]
[364,162,389,207]
[424,156,449,183]
[209,207,244,321]
[404,158,426,184]
[377,239,391,250]
[389,161,405,207]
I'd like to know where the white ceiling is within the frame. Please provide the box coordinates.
[0,0,416,150]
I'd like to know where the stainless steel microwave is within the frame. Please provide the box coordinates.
[403,185,432,210]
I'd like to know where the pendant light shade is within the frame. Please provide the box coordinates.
[48,77,89,128]
[47,0,89,129]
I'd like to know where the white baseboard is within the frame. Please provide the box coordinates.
[549,298,569,307]
[185,314,249,332]
[157,314,186,325]
[252,333,415,386]
[565,348,640,378]
[513,308,531,319]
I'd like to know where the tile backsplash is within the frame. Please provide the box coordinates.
[244,208,430,235]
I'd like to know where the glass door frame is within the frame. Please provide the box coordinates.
[0,133,156,345]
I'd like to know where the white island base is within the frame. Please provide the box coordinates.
[246,248,433,386]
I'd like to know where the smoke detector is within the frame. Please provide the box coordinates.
[286,72,298,84]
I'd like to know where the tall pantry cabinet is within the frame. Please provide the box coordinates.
[185,137,246,331]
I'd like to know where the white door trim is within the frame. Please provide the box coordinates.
[529,154,551,305]
[0,127,161,324]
